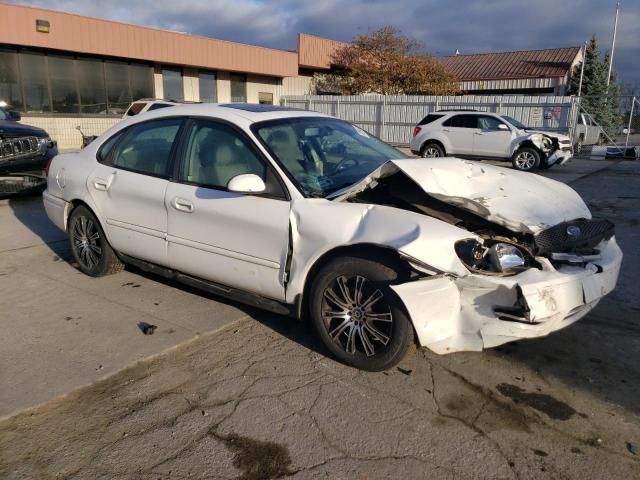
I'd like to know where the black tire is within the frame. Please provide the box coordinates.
[420,142,445,158]
[574,137,584,154]
[309,256,415,371]
[511,147,541,172]
[68,205,124,277]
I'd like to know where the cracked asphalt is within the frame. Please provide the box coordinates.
[1,160,639,479]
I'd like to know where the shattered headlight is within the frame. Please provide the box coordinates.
[455,239,532,275]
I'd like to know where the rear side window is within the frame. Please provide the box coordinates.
[442,115,478,128]
[418,114,444,126]
[111,119,182,177]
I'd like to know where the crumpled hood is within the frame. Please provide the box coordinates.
[522,129,571,142]
[332,158,591,234]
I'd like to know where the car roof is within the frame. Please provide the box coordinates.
[122,102,333,125]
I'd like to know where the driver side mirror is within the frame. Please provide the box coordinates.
[227,174,266,194]
[498,123,509,131]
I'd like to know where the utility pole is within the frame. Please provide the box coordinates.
[577,40,587,96]
[607,2,620,87]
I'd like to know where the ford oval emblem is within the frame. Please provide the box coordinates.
[566,225,581,237]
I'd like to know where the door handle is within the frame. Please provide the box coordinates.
[172,197,194,213]
[474,132,484,135]
[442,128,450,132]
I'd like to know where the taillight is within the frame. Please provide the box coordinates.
[412,126,422,138]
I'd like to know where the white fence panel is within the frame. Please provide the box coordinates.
[282,95,578,146]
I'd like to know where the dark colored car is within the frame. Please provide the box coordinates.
[0,107,58,178]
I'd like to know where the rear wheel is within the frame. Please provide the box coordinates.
[512,147,541,172]
[420,142,445,158]
[309,256,414,371]
[68,205,124,277]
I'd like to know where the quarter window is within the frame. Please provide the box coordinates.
[442,115,478,128]
[111,119,182,176]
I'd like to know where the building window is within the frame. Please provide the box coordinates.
[105,60,131,115]
[230,73,246,103]
[77,57,107,114]
[258,92,273,105]
[48,55,79,113]
[162,68,183,101]
[19,52,50,113]
[198,71,217,103]
[0,49,24,111]
[129,63,154,102]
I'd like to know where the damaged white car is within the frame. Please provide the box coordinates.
[410,111,573,171]
[43,104,622,371]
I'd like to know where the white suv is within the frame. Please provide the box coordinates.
[410,111,573,171]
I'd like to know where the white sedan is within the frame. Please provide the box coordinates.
[43,104,622,371]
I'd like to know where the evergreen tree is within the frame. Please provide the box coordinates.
[568,35,620,138]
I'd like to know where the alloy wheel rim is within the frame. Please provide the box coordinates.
[72,215,102,269]
[423,147,441,158]
[321,275,393,357]
[515,151,535,169]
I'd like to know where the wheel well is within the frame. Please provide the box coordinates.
[514,140,543,157]
[65,199,94,231]
[298,243,412,320]
[420,139,446,155]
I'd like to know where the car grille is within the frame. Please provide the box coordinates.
[0,136,41,161]
[534,219,614,255]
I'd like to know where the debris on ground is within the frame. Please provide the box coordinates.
[137,322,157,335]
[627,442,638,455]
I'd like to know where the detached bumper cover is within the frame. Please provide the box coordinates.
[392,237,622,354]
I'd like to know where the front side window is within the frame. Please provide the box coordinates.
[254,118,404,197]
[111,119,182,176]
[477,115,507,130]
[162,68,183,101]
[180,120,283,197]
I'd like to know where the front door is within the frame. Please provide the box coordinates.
[166,119,290,301]
[88,118,183,265]
[472,115,512,158]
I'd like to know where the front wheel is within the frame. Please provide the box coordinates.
[512,147,541,172]
[309,256,414,371]
[68,205,124,277]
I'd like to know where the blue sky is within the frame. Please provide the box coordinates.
[7,0,640,85]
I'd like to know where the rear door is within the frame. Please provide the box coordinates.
[472,115,512,158]
[441,114,477,155]
[88,118,183,266]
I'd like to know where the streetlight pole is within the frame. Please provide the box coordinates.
[577,40,587,97]
[607,2,620,87]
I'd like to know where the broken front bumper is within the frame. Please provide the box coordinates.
[392,237,622,354]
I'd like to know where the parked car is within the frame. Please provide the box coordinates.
[1,106,58,188]
[122,99,177,118]
[574,113,604,152]
[410,111,573,171]
[43,104,622,370]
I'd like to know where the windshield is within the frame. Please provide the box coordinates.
[500,115,528,129]
[253,117,404,197]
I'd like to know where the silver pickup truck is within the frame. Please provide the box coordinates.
[574,113,604,152]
